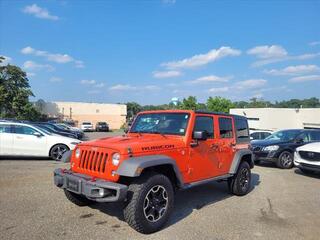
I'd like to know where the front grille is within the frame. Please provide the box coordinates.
[78,149,109,173]
[299,151,320,161]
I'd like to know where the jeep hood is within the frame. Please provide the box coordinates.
[79,134,186,154]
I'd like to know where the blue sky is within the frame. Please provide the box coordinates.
[0,0,320,105]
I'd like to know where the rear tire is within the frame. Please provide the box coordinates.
[276,151,294,169]
[123,172,174,234]
[228,161,251,196]
[64,190,94,206]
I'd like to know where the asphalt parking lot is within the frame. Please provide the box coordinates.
[1,132,320,240]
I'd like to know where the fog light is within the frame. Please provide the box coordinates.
[99,189,105,197]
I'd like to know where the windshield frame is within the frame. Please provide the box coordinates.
[129,112,191,136]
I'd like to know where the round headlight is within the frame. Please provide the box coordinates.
[75,148,81,158]
[112,153,121,166]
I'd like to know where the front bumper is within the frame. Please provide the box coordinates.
[252,150,278,162]
[54,168,128,202]
[294,152,320,173]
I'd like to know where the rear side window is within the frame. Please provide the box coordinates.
[310,131,320,141]
[250,132,260,140]
[234,118,249,142]
[0,124,12,133]
[219,117,233,138]
[194,116,214,138]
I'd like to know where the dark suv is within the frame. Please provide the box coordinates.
[95,122,109,132]
[250,129,320,169]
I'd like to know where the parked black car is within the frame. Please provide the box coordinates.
[34,122,82,139]
[95,122,109,132]
[32,123,78,139]
[250,129,320,169]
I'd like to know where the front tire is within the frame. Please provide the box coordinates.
[228,161,251,196]
[64,190,94,206]
[276,151,294,169]
[123,172,174,234]
[50,144,69,161]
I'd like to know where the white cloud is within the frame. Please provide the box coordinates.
[289,75,320,83]
[188,75,232,84]
[22,4,59,21]
[109,84,137,91]
[21,46,84,67]
[23,60,54,71]
[0,55,12,66]
[50,77,62,82]
[235,79,267,89]
[247,45,288,59]
[161,46,241,69]
[80,79,96,85]
[309,41,320,46]
[153,70,182,78]
[208,87,229,93]
[264,65,320,76]
[144,85,161,90]
[248,45,320,67]
[26,72,36,77]
[94,83,105,88]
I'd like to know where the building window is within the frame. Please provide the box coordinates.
[247,117,260,121]
[96,109,100,113]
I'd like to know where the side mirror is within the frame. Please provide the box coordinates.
[33,132,42,137]
[193,131,208,141]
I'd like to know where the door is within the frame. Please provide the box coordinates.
[12,125,47,156]
[0,124,14,155]
[217,116,237,174]
[188,115,220,181]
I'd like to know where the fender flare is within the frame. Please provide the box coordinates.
[229,149,253,174]
[116,155,184,186]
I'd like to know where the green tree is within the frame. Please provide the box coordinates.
[206,96,235,113]
[179,96,198,110]
[126,102,142,119]
[0,58,40,120]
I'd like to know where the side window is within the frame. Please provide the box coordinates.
[193,116,214,138]
[297,132,311,142]
[234,118,249,141]
[13,125,38,135]
[250,132,260,140]
[219,117,233,138]
[310,131,320,141]
[262,132,272,139]
[0,124,12,133]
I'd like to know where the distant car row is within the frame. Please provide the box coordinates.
[250,129,320,174]
[80,121,109,132]
[0,121,81,161]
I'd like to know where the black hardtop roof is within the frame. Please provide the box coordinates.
[195,110,247,119]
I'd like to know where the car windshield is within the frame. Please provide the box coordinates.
[98,122,107,125]
[83,122,91,125]
[57,124,70,130]
[265,130,302,141]
[33,125,52,135]
[130,112,190,136]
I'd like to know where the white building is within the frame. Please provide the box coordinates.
[43,102,127,129]
[230,108,320,131]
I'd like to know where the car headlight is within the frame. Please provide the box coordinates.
[263,145,279,151]
[112,153,121,166]
[75,148,81,158]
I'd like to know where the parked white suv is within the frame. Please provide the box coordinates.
[80,122,94,132]
[294,142,320,174]
[0,122,81,160]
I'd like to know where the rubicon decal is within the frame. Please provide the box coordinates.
[141,144,175,151]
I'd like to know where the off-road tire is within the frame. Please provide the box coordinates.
[276,151,294,169]
[64,189,94,206]
[123,172,174,234]
[228,161,251,196]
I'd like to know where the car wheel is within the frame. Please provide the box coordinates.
[50,144,69,161]
[123,172,174,234]
[276,151,294,169]
[228,161,251,196]
[64,190,94,206]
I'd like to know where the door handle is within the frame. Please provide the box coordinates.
[230,143,236,147]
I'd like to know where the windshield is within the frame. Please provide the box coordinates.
[83,122,91,125]
[57,124,70,130]
[130,113,190,136]
[265,130,302,141]
[33,125,52,135]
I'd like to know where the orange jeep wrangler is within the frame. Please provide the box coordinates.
[54,110,253,233]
